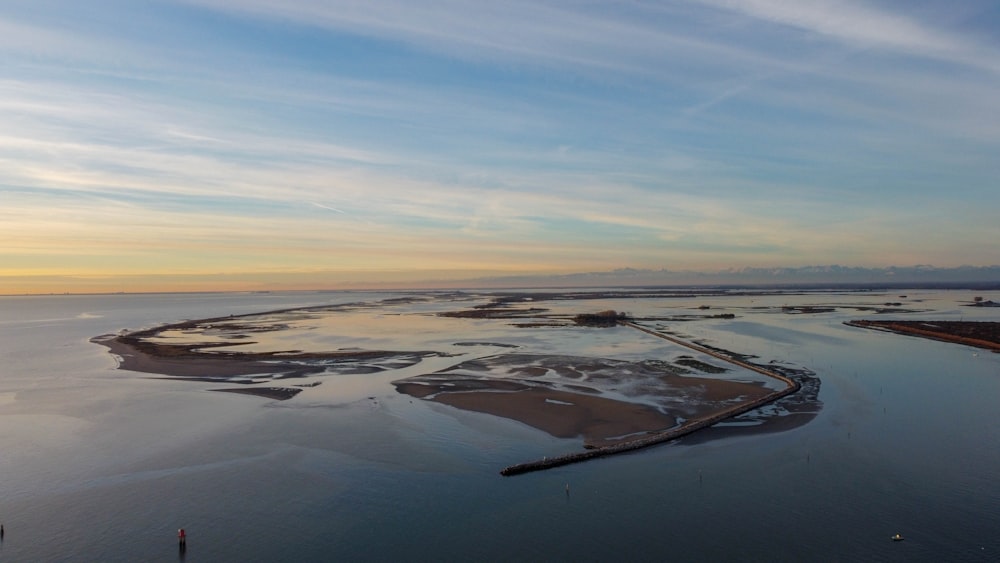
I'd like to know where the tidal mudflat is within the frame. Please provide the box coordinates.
[94,290,824,465]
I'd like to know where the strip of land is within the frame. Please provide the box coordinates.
[211,387,303,400]
[91,321,447,400]
[845,320,1000,352]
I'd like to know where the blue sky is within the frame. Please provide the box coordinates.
[2,0,999,292]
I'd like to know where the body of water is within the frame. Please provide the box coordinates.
[0,289,997,561]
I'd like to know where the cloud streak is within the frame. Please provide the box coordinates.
[1,1,998,292]
[696,0,1000,73]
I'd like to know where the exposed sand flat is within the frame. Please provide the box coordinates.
[487,321,818,474]
[497,323,805,475]
[211,387,303,400]
[432,387,677,446]
[91,332,445,379]
[393,351,776,447]
[93,334,288,378]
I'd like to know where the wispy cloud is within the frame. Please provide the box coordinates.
[695,0,1000,73]
[1,1,998,291]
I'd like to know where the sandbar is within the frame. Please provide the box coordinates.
[90,312,448,401]
[210,387,303,400]
[846,320,1000,352]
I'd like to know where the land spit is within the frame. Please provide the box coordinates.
[845,320,1000,352]
[499,322,800,476]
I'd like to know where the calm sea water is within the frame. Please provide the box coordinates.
[0,289,997,562]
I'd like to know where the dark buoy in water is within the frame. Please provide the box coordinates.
[1,523,5,540]
[178,528,187,547]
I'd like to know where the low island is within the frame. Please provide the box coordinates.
[845,320,1000,352]
[91,293,821,473]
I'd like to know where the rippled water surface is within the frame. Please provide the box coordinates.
[0,289,998,562]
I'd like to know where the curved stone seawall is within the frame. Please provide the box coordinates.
[500,322,800,476]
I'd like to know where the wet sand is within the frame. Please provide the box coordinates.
[92,334,292,378]
[91,326,445,400]
[434,387,677,445]
[403,380,773,447]
[210,387,303,400]
[497,322,805,475]
[393,351,778,447]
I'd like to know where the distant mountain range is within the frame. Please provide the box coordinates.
[463,265,1000,289]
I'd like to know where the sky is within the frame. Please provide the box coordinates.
[2,0,999,293]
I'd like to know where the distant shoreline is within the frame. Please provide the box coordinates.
[7,275,1000,297]
[845,320,1000,352]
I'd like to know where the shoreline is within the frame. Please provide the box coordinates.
[845,320,1000,352]
[91,324,445,400]
[499,322,802,475]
